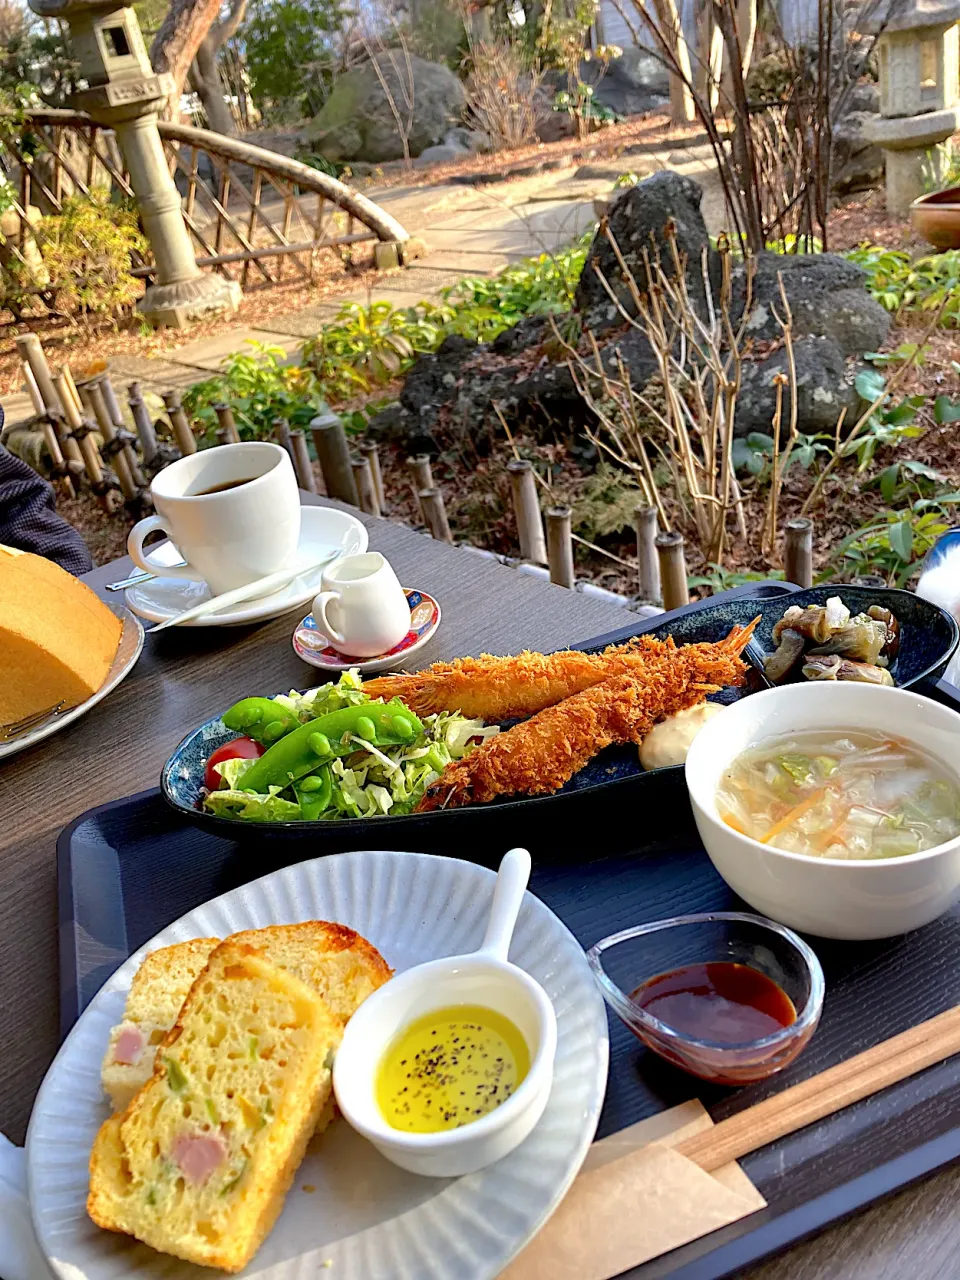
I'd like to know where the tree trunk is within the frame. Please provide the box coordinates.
[713,0,763,252]
[651,0,696,124]
[720,0,757,110]
[191,34,235,135]
[694,0,723,114]
[150,0,224,105]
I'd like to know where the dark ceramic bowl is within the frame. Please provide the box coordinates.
[161,583,958,844]
[643,584,959,691]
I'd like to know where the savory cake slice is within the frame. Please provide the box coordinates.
[102,938,219,1111]
[101,921,392,1111]
[88,941,340,1273]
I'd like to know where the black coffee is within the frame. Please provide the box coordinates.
[192,476,258,496]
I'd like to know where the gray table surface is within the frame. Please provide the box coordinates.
[2,496,955,1279]
[0,496,631,1146]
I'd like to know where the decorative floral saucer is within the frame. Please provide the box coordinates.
[292,588,441,673]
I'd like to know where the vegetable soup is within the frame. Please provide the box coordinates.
[717,731,960,859]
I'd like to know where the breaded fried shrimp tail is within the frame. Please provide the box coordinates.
[362,647,618,720]
[362,633,705,722]
[415,623,757,812]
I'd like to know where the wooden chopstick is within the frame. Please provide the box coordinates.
[675,1005,960,1174]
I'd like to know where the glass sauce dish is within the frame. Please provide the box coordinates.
[587,911,824,1084]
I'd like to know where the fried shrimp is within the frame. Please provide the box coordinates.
[363,639,663,721]
[415,623,757,812]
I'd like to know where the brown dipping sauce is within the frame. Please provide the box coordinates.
[630,962,797,1043]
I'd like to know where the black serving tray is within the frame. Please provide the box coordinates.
[57,582,960,1280]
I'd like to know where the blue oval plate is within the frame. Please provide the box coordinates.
[161,583,959,840]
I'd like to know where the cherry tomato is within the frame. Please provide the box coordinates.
[204,737,264,791]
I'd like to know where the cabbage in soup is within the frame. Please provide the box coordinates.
[717,731,960,859]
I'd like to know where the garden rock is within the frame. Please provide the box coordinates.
[828,84,882,195]
[535,112,575,143]
[580,48,670,118]
[832,111,884,195]
[415,126,491,166]
[575,169,717,331]
[733,253,891,354]
[736,334,861,438]
[414,144,469,167]
[305,54,465,163]
[375,321,658,451]
[375,170,887,449]
[533,84,575,143]
[444,127,491,153]
[396,336,478,421]
[846,80,881,115]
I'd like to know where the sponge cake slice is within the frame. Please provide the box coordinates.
[0,544,122,723]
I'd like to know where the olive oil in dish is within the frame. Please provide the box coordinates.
[376,1005,531,1133]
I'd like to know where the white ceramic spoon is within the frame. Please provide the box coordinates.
[149,549,340,632]
[333,847,558,1178]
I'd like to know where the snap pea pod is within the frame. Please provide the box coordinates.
[222,696,300,746]
[294,766,333,820]
[238,699,422,794]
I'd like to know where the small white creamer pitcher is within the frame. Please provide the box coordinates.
[312,552,410,657]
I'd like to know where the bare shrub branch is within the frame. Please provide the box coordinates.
[463,37,543,151]
[554,228,783,568]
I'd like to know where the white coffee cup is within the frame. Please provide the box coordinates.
[127,442,301,596]
[312,552,410,657]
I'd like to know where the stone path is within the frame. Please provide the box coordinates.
[4,134,722,428]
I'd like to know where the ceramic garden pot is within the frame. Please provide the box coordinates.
[911,186,960,249]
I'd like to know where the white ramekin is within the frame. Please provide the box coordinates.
[333,952,557,1176]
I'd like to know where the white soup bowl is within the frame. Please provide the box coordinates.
[685,683,960,940]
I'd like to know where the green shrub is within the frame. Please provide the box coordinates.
[0,174,14,223]
[572,464,642,540]
[839,367,925,471]
[298,235,593,401]
[689,565,785,594]
[438,233,591,329]
[302,300,444,398]
[732,431,833,480]
[183,341,328,444]
[244,0,348,122]
[846,244,960,326]
[826,495,960,586]
[921,143,960,194]
[38,187,145,319]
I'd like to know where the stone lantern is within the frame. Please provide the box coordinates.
[862,0,960,215]
[28,0,241,327]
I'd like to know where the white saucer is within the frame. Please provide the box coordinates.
[125,506,368,627]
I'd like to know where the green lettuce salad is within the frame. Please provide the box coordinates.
[203,671,498,823]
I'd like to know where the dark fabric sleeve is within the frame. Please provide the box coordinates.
[0,425,94,576]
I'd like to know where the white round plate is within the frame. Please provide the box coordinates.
[293,587,441,673]
[28,850,609,1280]
[0,603,143,761]
[124,506,368,627]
